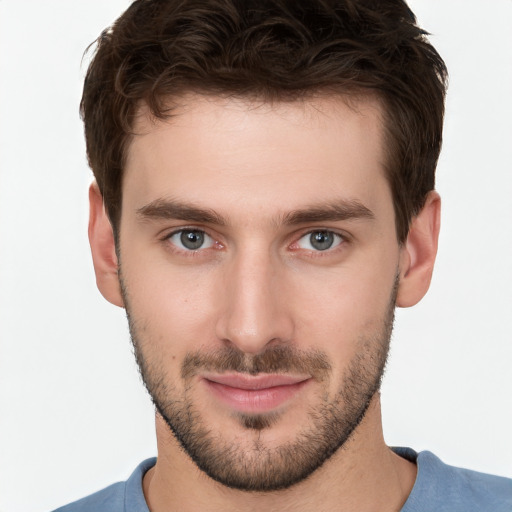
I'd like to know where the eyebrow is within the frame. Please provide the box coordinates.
[282,201,375,225]
[137,199,228,225]
[136,198,374,226]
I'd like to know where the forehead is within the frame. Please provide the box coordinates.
[123,94,391,222]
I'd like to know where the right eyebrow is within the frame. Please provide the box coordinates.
[136,198,228,226]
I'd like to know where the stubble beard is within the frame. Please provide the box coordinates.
[122,278,397,492]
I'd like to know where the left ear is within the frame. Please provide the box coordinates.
[396,191,441,308]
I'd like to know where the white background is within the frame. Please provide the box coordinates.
[0,1,511,510]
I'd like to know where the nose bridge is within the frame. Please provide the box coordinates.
[216,242,293,354]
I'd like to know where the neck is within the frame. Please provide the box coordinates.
[143,395,417,512]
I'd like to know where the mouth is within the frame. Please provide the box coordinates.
[202,373,312,414]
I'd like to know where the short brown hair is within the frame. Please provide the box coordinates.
[80,0,447,242]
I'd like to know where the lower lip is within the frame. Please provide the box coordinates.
[203,379,310,414]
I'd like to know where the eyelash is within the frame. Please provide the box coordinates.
[162,228,220,254]
[292,230,346,253]
[161,228,348,256]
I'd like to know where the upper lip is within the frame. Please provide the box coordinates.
[203,373,311,390]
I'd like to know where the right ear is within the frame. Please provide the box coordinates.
[88,182,124,307]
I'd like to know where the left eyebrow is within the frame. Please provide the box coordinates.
[282,200,375,225]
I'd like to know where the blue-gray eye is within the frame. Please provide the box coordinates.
[297,230,342,251]
[169,230,214,250]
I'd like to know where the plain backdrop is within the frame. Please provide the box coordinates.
[0,1,511,510]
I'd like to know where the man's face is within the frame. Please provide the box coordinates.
[118,95,402,490]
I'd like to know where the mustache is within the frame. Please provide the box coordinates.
[181,345,332,381]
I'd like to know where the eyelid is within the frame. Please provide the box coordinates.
[291,229,348,252]
[160,225,210,240]
[159,226,349,254]
[162,227,217,252]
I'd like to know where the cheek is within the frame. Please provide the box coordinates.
[121,257,221,357]
[120,225,398,368]
[286,259,397,359]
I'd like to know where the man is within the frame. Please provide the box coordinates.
[54,0,512,510]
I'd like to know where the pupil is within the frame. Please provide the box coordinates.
[310,231,333,251]
[180,230,204,250]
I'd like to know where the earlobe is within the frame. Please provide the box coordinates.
[88,182,124,308]
[396,191,441,308]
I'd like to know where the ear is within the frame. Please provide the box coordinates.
[88,182,124,307]
[396,191,441,308]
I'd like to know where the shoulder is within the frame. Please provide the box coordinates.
[51,458,156,512]
[396,448,512,512]
[52,482,125,512]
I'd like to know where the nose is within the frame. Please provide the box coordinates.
[215,247,294,355]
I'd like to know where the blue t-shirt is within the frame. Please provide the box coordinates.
[53,448,512,511]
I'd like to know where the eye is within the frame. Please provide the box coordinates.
[296,230,343,251]
[168,229,214,251]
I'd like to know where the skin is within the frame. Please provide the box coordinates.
[89,94,440,511]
